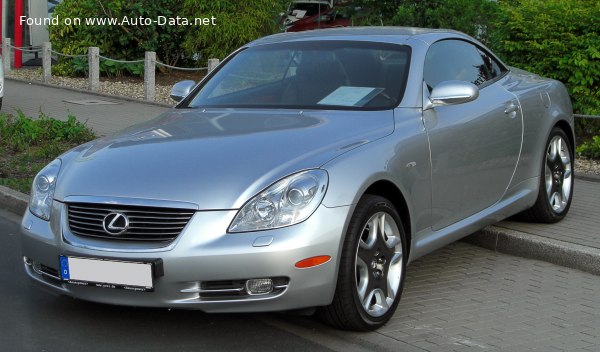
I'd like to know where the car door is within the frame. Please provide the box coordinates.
[422,39,523,230]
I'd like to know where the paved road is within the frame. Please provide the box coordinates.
[2,212,599,352]
[3,79,168,136]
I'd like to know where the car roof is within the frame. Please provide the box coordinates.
[248,27,471,47]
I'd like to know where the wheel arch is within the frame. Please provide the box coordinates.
[362,180,412,258]
[554,119,575,151]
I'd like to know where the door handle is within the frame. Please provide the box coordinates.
[504,104,520,114]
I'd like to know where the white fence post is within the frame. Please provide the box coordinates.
[208,58,220,73]
[144,51,156,102]
[42,42,52,83]
[88,47,100,92]
[3,38,12,73]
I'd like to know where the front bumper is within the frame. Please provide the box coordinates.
[21,201,351,312]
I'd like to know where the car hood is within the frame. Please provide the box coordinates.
[55,108,393,210]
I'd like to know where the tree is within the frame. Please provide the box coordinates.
[181,0,288,61]
[390,0,500,45]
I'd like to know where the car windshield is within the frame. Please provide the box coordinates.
[186,41,411,110]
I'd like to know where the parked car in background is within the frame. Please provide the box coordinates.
[281,0,333,30]
[285,5,352,32]
[22,27,574,331]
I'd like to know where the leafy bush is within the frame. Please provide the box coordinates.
[49,0,188,76]
[491,0,600,117]
[0,111,95,151]
[0,112,96,194]
[577,136,600,159]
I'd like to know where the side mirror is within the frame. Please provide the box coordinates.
[170,80,196,102]
[428,80,479,108]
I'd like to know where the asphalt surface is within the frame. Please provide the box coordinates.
[0,211,335,352]
[3,211,600,352]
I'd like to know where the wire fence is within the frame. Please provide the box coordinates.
[7,44,42,53]
[2,40,217,102]
[155,61,208,71]
[50,49,87,59]
[574,114,600,120]
[5,43,209,71]
[98,55,144,64]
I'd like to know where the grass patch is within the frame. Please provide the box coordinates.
[0,111,96,194]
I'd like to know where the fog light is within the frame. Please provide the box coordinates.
[245,278,273,295]
[32,261,43,275]
[23,256,32,265]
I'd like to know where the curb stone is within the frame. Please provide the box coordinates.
[0,176,598,276]
[463,225,600,276]
[0,185,28,217]
[574,171,600,183]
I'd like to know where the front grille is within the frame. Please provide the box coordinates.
[67,202,195,242]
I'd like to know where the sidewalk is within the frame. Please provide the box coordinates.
[3,79,168,136]
[2,78,599,275]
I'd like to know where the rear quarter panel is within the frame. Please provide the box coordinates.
[502,68,574,189]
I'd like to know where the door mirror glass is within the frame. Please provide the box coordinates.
[170,80,196,102]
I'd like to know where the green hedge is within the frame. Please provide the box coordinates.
[50,0,187,76]
[492,0,600,117]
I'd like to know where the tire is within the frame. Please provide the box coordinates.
[519,127,574,223]
[319,195,407,331]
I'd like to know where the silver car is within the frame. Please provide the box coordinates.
[21,27,574,331]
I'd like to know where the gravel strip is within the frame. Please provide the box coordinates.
[6,68,600,178]
[7,67,174,104]
[577,156,600,177]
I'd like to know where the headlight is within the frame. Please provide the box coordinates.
[229,169,328,233]
[29,159,61,221]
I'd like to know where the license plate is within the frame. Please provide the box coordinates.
[60,256,154,292]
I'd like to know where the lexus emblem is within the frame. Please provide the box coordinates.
[102,212,129,235]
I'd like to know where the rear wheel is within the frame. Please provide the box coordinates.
[319,195,406,331]
[519,127,574,222]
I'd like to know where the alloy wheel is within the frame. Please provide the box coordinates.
[544,135,572,213]
[355,211,403,317]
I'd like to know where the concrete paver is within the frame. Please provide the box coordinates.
[389,242,600,351]
[499,179,600,248]
[272,242,600,351]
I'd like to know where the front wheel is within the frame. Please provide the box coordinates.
[319,195,407,331]
[519,127,574,223]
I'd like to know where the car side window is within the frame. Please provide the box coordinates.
[477,47,506,80]
[424,40,489,89]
